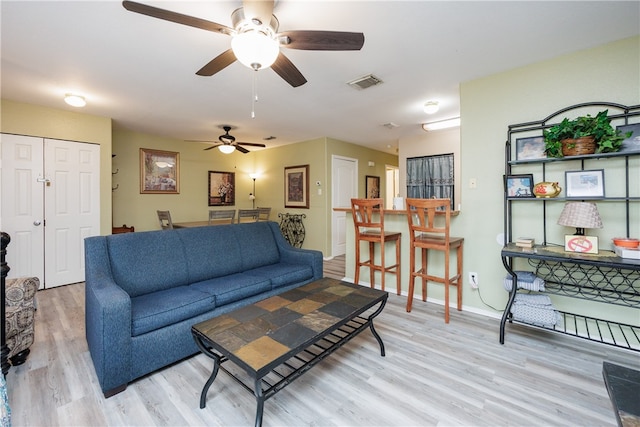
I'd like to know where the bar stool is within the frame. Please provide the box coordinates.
[351,198,401,294]
[405,198,463,323]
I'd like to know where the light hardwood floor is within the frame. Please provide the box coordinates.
[6,255,639,426]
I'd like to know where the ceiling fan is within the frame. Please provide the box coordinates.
[122,0,365,87]
[191,126,266,154]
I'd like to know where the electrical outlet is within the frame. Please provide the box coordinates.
[469,272,478,289]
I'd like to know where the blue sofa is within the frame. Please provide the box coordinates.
[84,221,323,397]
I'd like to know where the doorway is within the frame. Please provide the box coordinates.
[1,134,101,288]
[331,155,357,257]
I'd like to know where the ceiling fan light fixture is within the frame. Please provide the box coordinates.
[218,144,236,154]
[231,31,279,71]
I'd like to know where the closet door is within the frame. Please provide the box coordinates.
[0,134,45,284]
[44,139,100,287]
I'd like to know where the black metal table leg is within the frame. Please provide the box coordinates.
[254,378,265,427]
[367,298,387,356]
[193,333,223,409]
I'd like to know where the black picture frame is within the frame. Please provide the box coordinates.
[515,136,546,160]
[365,175,380,198]
[565,169,605,199]
[617,123,640,153]
[208,171,235,206]
[284,165,309,209]
[505,174,534,198]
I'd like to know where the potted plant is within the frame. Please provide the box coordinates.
[543,110,632,157]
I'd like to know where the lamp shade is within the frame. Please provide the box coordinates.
[557,202,603,232]
[231,31,279,71]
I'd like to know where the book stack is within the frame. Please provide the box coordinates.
[515,237,535,248]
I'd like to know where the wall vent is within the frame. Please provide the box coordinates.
[347,74,383,90]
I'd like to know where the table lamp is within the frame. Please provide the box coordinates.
[557,202,603,253]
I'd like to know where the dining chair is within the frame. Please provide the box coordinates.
[405,198,464,323]
[208,209,236,225]
[237,209,260,223]
[157,210,173,230]
[257,207,271,221]
[351,198,401,294]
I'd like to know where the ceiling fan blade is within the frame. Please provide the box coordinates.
[271,52,307,87]
[203,145,220,151]
[235,145,250,154]
[123,1,234,35]
[279,30,364,51]
[242,0,274,27]
[238,142,267,148]
[196,49,237,76]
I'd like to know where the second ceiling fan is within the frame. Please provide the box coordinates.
[194,126,266,154]
[122,0,365,87]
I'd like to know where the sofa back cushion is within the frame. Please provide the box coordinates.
[107,230,189,297]
[178,225,243,282]
[233,222,281,270]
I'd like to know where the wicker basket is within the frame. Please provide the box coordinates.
[561,136,596,156]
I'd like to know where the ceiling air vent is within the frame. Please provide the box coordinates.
[347,74,383,90]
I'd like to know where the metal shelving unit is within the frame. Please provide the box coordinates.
[500,102,640,352]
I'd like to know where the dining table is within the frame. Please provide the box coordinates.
[172,221,212,228]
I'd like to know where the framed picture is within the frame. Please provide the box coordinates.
[284,165,309,209]
[366,175,380,198]
[140,148,179,194]
[208,171,235,206]
[617,123,640,153]
[565,169,605,199]
[505,174,534,198]
[515,136,546,160]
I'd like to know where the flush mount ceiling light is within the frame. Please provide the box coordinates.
[64,94,86,107]
[422,117,461,132]
[423,101,439,114]
[218,144,236,154]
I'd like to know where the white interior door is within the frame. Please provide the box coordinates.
[44,139,100,287]
[331,156,358,256]
[1,134,100,288]
[0,134,45,284]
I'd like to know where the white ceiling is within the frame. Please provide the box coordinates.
[2,1,639,154]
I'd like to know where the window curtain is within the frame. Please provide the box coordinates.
[406,154,454,209]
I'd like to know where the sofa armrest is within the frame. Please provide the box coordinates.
[84,236,132,395]
[267,222,324,280]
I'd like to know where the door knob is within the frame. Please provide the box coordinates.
[33,220,42,226]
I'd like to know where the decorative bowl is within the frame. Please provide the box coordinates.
[612,238,640,248]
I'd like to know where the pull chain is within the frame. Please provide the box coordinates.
[251,71,259,119]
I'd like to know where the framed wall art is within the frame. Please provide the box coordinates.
[208,171,235,206]
[617,123,640,153]
[565,169,605,199]
[140,148,179,194]
[515,136,546,160]
[284,165,309,209]
[505,174,534,198]
[366,175,380,198]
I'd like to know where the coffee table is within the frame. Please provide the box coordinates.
[191,277,388,427]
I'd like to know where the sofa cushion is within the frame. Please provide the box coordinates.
[232,222,281,270]
[191,273,271,307]
[249,263,314,289]
[177,226,243,282]
[131,286,215,336]
[107,231,189,297]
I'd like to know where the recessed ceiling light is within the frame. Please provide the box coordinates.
[64,94,86,107]
[422,117,460,131]
[423,101,439,114]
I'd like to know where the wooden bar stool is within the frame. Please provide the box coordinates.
[405,198,463,323]
[351,198,401,294]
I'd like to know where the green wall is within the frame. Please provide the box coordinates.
[112,130,397,255]
[454,35,639,322]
